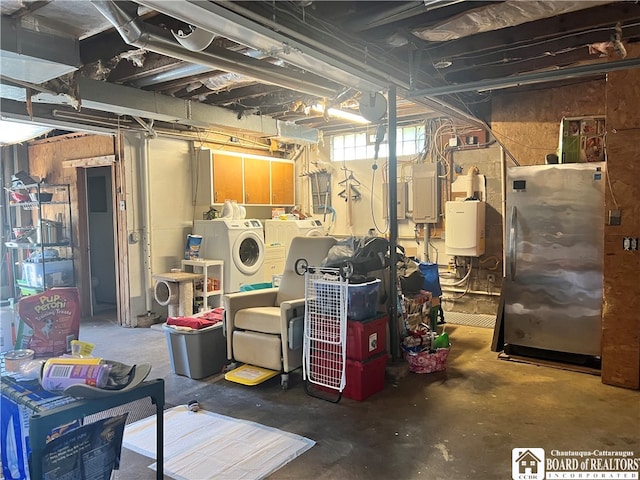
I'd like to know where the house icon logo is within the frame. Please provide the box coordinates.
[512,448,545,480]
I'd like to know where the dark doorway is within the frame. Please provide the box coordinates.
[86,167,117,314]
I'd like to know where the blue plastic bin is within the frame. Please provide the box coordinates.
[347,279,381,321]
[419,262,442,297]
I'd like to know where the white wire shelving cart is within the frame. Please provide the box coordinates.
[300,264,349,403]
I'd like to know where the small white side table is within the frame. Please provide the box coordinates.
[181,259,224,311]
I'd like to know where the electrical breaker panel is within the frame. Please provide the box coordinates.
[412,163,439,223]
[383,182,407,220]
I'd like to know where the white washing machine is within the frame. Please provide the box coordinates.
[193,219,265,293]
[264,219,324,258]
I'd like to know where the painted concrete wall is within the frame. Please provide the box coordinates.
[121,133,291,321]
[292,140,503,315]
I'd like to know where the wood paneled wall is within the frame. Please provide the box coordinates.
[491,53,640,389]
[28,133,116,317]
[601,43,640,389]
[491,79,606,165]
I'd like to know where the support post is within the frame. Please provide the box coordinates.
[387,85,400,361]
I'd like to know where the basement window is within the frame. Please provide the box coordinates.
[330,124,424,161]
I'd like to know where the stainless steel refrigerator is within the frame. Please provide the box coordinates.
[504,162,605,357]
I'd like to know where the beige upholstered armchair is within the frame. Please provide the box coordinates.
[223,235,337,389]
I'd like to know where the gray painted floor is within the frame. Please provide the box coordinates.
[75,313,640,480]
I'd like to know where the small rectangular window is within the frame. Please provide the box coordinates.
[331,124,424,161]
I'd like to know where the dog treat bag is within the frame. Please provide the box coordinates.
[17,288,81,357]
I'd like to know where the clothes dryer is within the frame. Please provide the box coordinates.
[264,219,324,258]
[193,219,265,293]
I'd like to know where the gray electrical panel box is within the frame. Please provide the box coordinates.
[412,163,438,223]
[383,182,407,220]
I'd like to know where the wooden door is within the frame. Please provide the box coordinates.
[271,161,294,205]
[243,157,271,204]
[212,154,243,203]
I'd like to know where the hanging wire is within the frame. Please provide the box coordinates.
[606,167,620,210]
[369,161,388,235]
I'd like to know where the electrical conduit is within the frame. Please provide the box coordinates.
[140,135,154,313]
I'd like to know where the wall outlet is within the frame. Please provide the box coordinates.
[624,237,639,251]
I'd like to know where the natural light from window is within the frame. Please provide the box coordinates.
[0,120,52,146]
[330,124,425,161]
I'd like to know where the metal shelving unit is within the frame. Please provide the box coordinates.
[4,183,75,299]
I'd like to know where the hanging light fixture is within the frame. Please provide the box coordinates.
[309,104,370,124]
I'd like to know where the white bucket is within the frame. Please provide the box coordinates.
[0,306,17,353]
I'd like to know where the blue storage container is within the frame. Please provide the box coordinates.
[419,262,442,297]
[347,279,381,321]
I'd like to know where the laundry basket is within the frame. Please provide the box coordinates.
[404,347,450,374]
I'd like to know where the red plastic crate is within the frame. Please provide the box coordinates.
[343,353,388,401]
[346,315,388,361]
[309,350,388,401]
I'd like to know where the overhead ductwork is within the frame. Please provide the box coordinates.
[135,0,390,92]
[133,0,483,127]
[132,46,271,89]
[276,120,319,145]
[171,26,215,52]
[90,0,339,99]
[0,15,80,84]
[1,79,321,144]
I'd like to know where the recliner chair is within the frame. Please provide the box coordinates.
[223,235,337,389]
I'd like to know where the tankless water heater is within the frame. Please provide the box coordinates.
[445,200,486,257]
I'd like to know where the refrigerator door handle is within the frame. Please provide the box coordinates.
[509,206,517,280]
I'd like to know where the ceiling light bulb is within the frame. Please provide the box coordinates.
[311,104,370,124]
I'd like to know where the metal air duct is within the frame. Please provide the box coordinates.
[0,16,80,84]
[135,0,388,92]
[91,0,338,99]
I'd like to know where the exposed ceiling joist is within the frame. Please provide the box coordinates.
[409,56,640,96]
[135,0,391,92]
[92,0,340,99]
[2,0,640,143]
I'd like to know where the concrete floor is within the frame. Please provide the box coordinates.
[75,313,640,480]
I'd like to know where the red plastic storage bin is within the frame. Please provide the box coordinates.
[343,352,388,401]
[309,350,388,401]
[347,315,388,361]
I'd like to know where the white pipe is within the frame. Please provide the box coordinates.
[140,135,154,312]
[423,223,429,262]
[442,286,501,297]
[466,166,479,198]
[500,145,507,278]
[440,261,472,286]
